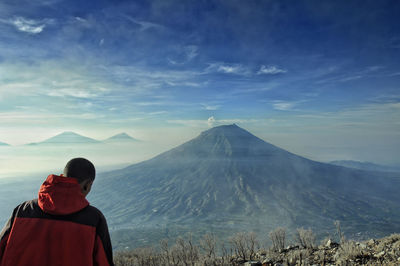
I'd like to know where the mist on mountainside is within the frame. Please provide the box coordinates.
[88,125,400,249]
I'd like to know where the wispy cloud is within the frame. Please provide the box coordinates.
[386,71,400,77]
[337,75,363,82]
[272,101,296,111]
[2,16,54,34]
[370,94,400,104]
[46,89,101,99]
[185,45,199,61]
[201,104,221,110]
[205,63,251,76]
[168,45,199,65]
[149,111,168,115]
[0,61,110,100]
[135,101,166,106]
[315,65,386,84]
[123,15,166,32]
[257,65,287,75]
[0,111,103,125]
[295,100,400,126]
[205,63,288,77]
[271,100,306,111]
[103,64,200,91]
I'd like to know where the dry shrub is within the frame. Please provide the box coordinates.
[334,220,345,244]
[269,227,286,251]
[287,249,313,265]
[114,247,161,266]
[295,228,315,249]
[200,233,217,264]
[336,240,362,264]
[229,232,259,261]
[170,235,199,266]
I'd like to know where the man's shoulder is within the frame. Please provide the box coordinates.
[84,205,106,220]
[13,200,107,228]
[18,199,38,207]
[14,199,40,215]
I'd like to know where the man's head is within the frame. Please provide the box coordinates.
[63,158,95,196]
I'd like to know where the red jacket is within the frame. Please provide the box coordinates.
[0,175,114,266]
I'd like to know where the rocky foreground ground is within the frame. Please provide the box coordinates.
[251,234,400,265]
[114,233,400,265]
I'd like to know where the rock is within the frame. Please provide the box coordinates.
[325,238,339,248]
[367,239,375,246]
[244,261,261,266]
[325,239,332,247]
[359,243,367,249]
[333,251,340,261]
[375,251,385,258]
[285,245,299,251]
[262,259,273,266]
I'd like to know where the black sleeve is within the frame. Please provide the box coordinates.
[0,206,18,259]
[96,212,114,266]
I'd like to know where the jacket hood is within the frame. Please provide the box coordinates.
[38,174,89,215]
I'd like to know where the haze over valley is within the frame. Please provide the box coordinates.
[1,125,399,250]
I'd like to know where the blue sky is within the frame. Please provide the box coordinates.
[0,0,399,164]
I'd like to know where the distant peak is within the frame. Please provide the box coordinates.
[59,131,80,135]
[114,133,130,137]
[106,132,139,142]
[39,131,100,144]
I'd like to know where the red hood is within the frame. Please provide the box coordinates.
[38,174,89,215]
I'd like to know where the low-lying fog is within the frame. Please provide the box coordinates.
[0,142,173,179]
[0,141,173,225]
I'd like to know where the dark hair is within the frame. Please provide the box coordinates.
[63,158,95,183]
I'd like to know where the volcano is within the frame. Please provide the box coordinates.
[28,131,100,145]
[104,133,140,143]
[92,124,400,238]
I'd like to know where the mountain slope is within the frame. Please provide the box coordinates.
[0,142,9,146]
[92,124,400,237]
[28,131,100,145]
[330,160,400,173]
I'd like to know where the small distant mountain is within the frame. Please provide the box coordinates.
[28,131,100,145]
[330,160,400,173]
[0,141,9,146]
[104,133,140,143]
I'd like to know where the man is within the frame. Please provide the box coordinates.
[0,158,114,266]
